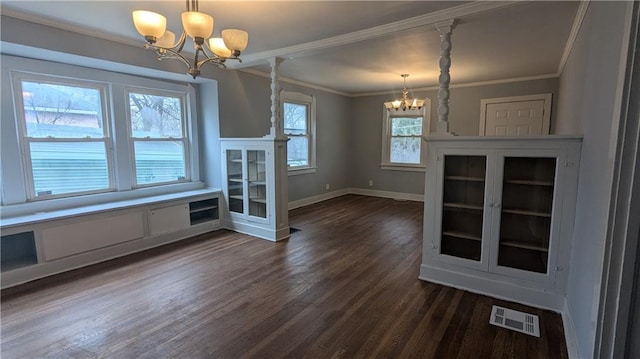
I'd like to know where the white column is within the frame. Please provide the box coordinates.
[436,19,456,135]
[264,57,289,240]
[265,57,286,139]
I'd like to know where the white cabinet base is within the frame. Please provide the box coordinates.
[420,264,564,311]
[223,219,290,242]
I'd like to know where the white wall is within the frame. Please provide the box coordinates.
[556,2,632,357]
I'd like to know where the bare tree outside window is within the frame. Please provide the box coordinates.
[284,102,309,167]
[19,80,110,198]
[390,116,423,164]
[128,91,187,186]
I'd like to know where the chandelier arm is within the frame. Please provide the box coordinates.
[198,57,228,69]
[145,43,192,68]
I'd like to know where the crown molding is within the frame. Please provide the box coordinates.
[0,7,143,49]
[238,68,350,97]
[557,1,590,76]
[230,1,524,68]
[351,73,560,97]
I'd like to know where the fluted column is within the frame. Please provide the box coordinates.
[436,19,456,135]
[266,57,285,139]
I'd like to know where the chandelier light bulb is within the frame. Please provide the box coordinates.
[181,11,214,40]
[132,10,167,41]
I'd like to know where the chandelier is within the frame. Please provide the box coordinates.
[384,74,425,112]
[132,0,248,79]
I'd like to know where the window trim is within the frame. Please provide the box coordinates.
[12,72,116,201]
[380,99,431,171]
[281,90,316,175]
[125,87,191,188]
[1,55,203,213]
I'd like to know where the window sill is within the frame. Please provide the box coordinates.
[380,164,426,172]
[1,182,211,221]
[288,167,317,176]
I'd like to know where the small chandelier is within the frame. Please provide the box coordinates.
[132,0,248,79]
[384,74,425,112]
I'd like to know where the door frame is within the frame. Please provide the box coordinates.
[479,93,552,136]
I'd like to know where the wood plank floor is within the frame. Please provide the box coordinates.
[1,195,567,358]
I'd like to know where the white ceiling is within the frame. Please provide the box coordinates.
[1,1,580,95]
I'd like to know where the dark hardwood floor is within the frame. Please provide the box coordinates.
[1,195,567,358]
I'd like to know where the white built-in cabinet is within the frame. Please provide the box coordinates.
[221,138,289,242]
[1,190,221,289]
[420,136,582,311]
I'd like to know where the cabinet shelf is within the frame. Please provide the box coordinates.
[442,231,482,241]
[228,178,243,183]
[189,205,218,214]
[443,202,484,211]
[249,181,266,186]
[502,208,552,218]
[229,195,244,200]
[229,159,243,163]
[504,179,554,186]
[188,197,219,225]
[445,176,485,182]
[500,240,549,252]
[250,198,267,204]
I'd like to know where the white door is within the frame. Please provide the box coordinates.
[480,94,551,136]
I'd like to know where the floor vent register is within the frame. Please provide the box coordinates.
[489,305,540,337]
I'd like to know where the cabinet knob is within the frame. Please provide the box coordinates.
[494,203,501,208]
[488,203,494,208]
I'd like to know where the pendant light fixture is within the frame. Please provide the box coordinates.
[384,74,425,112]
[132,0,248,79]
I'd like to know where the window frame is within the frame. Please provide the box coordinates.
[12,72,115,201]
[380,99,431,171]
[125,87,191,188]
[281,90,316,175]
[2,56,203,214]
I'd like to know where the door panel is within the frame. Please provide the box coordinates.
[485,99,546,136]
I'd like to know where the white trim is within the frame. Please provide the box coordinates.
[381,101,431,168]
[240,68,350,97]
[352,73,560,97]
[287,167,317,176]
[563,299,582,359]
[288,188,423,210]
[419,264,565,312]
[281,90,316,172]
[558,1,591,76]
[288,188,350,210]
[479,93,552,136]
[234,1,521,68]
[380,164,426,172]
[349,188,424,202]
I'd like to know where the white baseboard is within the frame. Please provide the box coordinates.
[349,188,423,202]
[288,188,423,210]
[288,188,351,210]
[562,299,581,359]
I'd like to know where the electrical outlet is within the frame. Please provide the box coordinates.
[325,183,330,190]
[368,180,374,186]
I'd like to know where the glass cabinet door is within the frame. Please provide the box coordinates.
[440,155,487,261]
[247,150,267,219]
[497,157,556,273]
[226,149,244,214]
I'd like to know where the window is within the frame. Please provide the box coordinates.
[3,57,201,210]
[282,91,316,174]
[127,90,189,186]
[381,101,430,170]
[14,76,113,199]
